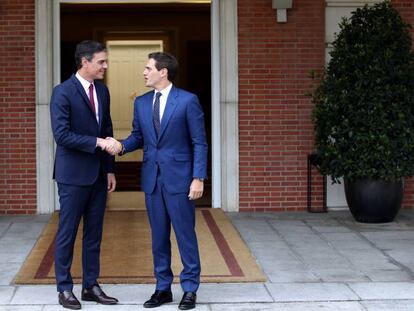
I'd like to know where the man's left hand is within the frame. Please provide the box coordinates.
[188,179,204,200]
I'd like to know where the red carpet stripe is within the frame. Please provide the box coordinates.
[201,209,244,277]
[35,235,55,279]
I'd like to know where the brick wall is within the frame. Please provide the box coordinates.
[392,0,414,209]
[238,0,326,211]
[0,0,36,214]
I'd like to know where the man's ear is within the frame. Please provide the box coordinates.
[81,57,89,68]
[160,68,168,78]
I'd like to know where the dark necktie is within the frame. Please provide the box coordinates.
[88,83,96,114]
[153,92,162,136]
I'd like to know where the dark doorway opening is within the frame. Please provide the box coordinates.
[60,3,212,207]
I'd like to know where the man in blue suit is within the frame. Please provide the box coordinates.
[108,52,207,310]
[50,40,119,310]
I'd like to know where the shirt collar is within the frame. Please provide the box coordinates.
[75,72,93,92]
[155,83,173,99]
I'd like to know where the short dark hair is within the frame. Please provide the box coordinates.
[148,52,179,82]
[75,40,106,69]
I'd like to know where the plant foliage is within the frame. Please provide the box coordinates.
[312,1,414,183]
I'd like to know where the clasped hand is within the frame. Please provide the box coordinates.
[97,137,122,155]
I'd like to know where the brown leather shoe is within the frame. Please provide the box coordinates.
[58,290,81,310]
[81,284,118,305]
[143,290,173,308]
[178,292,196,310]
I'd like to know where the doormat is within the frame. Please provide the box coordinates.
[14,209,266,284]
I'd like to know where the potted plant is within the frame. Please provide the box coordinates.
[311,1,414,223]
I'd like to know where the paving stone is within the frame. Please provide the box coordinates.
[0,239,37,256]
[0,224,10,237]
[316,269,369,282]
[210,301,365,311]
[362,300,414,310]
[266,283,359,302]
[0,253,32,265]
[322,233,373,248]
[266,270,320,283]
[0,307,43,311]
[349,282,414,300]
[364,269,413,282]
[0,216,50,224]
[198,283,272,303]
[310,225,352,234]
[231,221,278,243]
[386,249,414,266]
[0,264,21,286]
[0,287,15,305]
[1,223,45,240]
[9,286,56,305]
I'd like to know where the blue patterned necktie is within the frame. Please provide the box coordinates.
[153,92,162,137]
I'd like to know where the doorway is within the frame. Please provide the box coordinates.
[106,40,163,210]
[60,2,212,209]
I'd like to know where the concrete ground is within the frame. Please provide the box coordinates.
[1,209,414,310]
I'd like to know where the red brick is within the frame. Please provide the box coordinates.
[0,0,36,214]
[238,0,325,211]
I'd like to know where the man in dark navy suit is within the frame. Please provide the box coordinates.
[107,52,208,310]
[50,40,118,310]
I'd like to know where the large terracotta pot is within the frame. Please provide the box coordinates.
[344,178,403,223]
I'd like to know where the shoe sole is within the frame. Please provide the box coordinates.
[59,300,81,310]
[81,295,118,305]
[178,305,196,310]
[143,298,173,308]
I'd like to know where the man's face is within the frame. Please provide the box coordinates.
[143,58,164,89]
[82,51,108,80]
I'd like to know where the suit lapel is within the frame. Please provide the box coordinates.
[71,75,90,108]
[145,91,158,142]
[95,83,104,130]
[158,86,178,140]
[71,75,98,123]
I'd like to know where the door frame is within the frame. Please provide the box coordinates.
[35,0,239,213]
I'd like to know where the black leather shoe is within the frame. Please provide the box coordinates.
[81,284,118,305]
[178,292,196,310]
[58,290,81,310]
[143,290,173,308]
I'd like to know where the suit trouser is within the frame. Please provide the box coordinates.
[145,173,201,293]
[55,176,107,292]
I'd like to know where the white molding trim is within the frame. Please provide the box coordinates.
[38,0,238,213]
[211,0,221,208]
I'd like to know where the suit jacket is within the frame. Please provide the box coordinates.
[50,74,115,186]
[123,85,208,194]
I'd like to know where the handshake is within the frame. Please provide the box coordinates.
[97,137,123,156]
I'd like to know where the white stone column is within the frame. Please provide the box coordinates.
[36,0,55,214]
[220,0,239,212]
